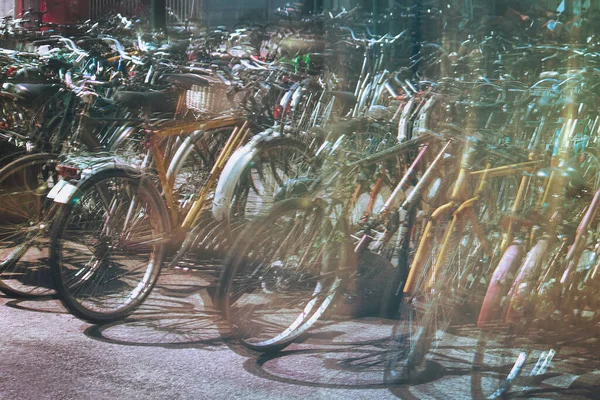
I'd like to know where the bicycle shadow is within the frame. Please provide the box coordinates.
[4,294,66,314]
[83,272,231,350]
[240,317,472,392]
[469,326,600,400]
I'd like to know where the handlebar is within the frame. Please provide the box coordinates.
[339,26,407,46]
[99,35,144,65]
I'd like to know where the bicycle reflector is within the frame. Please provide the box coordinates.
[57,164,80,181]
[273,104,283,120]
[273,104,292,120]
[5,66,17,77]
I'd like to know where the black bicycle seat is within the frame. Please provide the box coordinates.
[12,83,61,102]
[162,73,209,90]
[113,90,176,112]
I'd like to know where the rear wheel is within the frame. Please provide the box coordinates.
[0,153,58,297]
[50,169,169,323]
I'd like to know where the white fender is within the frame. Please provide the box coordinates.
[398,97,416,142]
[211,129,275,221]
[415,95,439,134]
[166,129,206,183]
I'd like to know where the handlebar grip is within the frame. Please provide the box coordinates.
[32,38,59,46]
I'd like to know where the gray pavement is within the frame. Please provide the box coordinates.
[1,268,599,400]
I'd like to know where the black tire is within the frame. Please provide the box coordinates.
[0,153,58,297]
[50,168,170,323]
[216,197,351,353]
[379,200,424,319]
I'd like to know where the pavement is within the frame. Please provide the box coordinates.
[2,267,600,400]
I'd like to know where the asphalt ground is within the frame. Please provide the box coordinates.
[2,267,600,400]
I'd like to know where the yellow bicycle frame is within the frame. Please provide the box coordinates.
[148,115,250,229]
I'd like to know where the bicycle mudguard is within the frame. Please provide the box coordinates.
[212,129,312,222]
[211,136,262,222]
[504,238,551,324]
[397,97,417,142]
[477,242,525,328]
[50,160,144,204]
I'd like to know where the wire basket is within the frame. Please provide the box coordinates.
[185,77,232,115]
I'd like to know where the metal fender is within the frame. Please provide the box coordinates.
[415,95,438,133]
[211,130,274,221]
[397,97,416,142]
[166,129,208,183]
[477,242,525,328]
[504,238,550,324]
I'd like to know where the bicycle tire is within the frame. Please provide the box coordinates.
[50,167,170,323]
[0,152,58,297]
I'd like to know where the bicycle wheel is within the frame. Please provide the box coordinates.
[385,213,488,382]
[50,168,170,323]
[0,153,58,297]
[217,197,350,353]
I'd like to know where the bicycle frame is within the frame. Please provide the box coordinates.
[560,187,600,286]
[149,115,250,229]
[403,140,546,296]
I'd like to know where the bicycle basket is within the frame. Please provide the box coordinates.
[186,77,232,114]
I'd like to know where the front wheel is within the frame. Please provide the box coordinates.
[216,197,350,353]
[50,168,170,323]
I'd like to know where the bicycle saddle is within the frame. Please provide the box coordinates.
[162,73,209,90]
[12,83,61,102]
[113,90,176,112]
